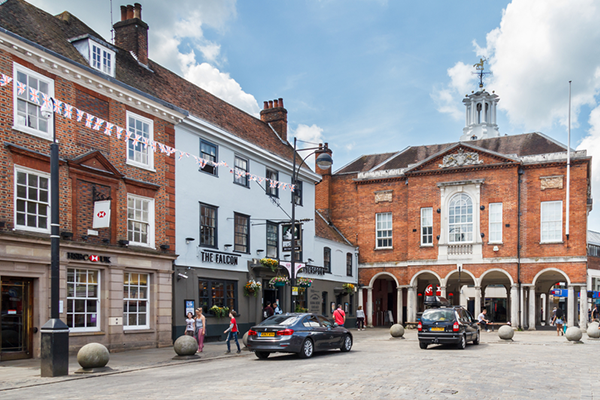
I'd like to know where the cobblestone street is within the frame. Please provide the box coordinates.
[1,328,599,399]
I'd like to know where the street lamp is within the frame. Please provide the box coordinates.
[40,98,69,377]
[288,138,333,313]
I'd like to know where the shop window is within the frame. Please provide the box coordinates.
[123,272,149,330]
[198,279,237,316]
[67,269,100,332]
[14,167,50,233]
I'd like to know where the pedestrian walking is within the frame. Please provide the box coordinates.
[224,310,241,354]
[185,312,195,336]
[263,302,274,320]
[273,300,282,315]
[195,307,206,352]
[356,305,365,330]
[552,307,564,336]
[551,307,557,326]
[333,304,346,327]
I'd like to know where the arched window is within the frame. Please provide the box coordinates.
[448,193,473,243]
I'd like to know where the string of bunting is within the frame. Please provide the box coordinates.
[2,72,297,192]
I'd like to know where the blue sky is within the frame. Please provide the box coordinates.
[27,0,600,230]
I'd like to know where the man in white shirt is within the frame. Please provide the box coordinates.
[478,309,491,332]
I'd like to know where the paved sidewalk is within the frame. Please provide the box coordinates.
[0,338,249,392]
[0,327,596,393]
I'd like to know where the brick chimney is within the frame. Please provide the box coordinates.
[260,98,287,141]
[315,143,333,221]
[113,3,149,66]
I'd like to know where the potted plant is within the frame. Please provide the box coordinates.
[244,280,262,297]
[295,305,308,313]
[209,305,230,318]
[296,277,312,287]
[269,276,289,288]
[260,258,279,273]
[343,283,355,294]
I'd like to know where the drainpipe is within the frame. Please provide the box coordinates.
[517,166,524,330]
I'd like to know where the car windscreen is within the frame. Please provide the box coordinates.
[421,309,455,323]
[259,315,301,326]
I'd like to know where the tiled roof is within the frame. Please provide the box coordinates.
[337,133,568,174]
[315,211,353,246]
[589,231,600,246]
[0,0,303,168]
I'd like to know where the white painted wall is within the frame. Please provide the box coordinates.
[306,236,357,284]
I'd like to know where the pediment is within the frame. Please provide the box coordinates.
[407,143,519,173]
[67,150,123,179]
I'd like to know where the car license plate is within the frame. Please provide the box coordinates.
[430,327,444,332]
[259,332,275,337]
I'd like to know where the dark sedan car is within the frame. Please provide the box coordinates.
[417,303,480,350]
[246,313,353,359]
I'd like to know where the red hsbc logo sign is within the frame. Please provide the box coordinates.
[67,252,111,263]
[97,211,106,218]
[424,284,441,296]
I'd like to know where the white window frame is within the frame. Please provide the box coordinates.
[90,41,115,76]
[448,193,474,244]
[66,268,100,333]
[126,111,155,171]
[13,63,54,140]
[14,165,50,233]
[421,207,433,246]
[376,212,393,249]
[541,201,563,243]
[123,272,150,330]
[127,194,155,248]
[488,203,503,243]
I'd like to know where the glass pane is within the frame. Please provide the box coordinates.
[130,286,138,299]
[129,314,137,326]
[76,285,86,297]
[139,286,147,300]
[74,314,85,327]
[67,299,73,312]
[88,271,98,284]
[87,300,97,313]
[139,301,147,313]
[87,313,97,327]
[138,314,146,326]
[67,283,74,297]
[88,285,97,298]
[75,299,85,312]
[139,274,148,286]
[128,302,137,313]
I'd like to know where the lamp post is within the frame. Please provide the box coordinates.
[40,98,69,377]
[288,138,333,313]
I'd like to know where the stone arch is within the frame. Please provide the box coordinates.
[443,269,477,285]
[368,271,400,288]
[532,267,571,292]
[479,268,514,286]
[410,270,443,287]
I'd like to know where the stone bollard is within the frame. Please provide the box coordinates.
[586,322,600,339]
[174,335,199,358]
[75,342,111,373]
[565,327,583,343]
[390,324,404,338]
[498,325,514,341]
[242,331,250,347]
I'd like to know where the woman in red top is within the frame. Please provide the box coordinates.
[224,310,241,354]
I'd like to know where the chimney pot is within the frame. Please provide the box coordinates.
[268,100,273,108]
[133,3,142,19]
[278,98,284,108]
[263,101,268,110]
[120,5,127,21]
[274,99,279,108]
[260,97,288,142]
[126,5,134,20]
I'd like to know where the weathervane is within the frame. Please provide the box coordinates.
[473,57,490,88]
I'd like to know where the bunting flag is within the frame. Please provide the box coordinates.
[53,99,63,114]
[76,108,85,122]
[104,122,114,136]
[149,140,157,152]
[132,134,141,147]
[290,184,296,192]
[92,118,104,131]
[115,126,125,139]
[16,81,26,95]
[124,130,133,142]
[198,157,207,169]
[63,104,73,119]
[85,113,94,128]
[40,93,53,110]
[269,180,277,188]
[0,73,12,86]
[29,87,40,104]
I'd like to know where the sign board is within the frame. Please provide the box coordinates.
[551,289,568,297]
[292,287,298,296]
[185,300,195,316]
[424,284,441,296]
[200,251,239,265]
[282,223,302,251]
[281,262,305,277]
[92,200,111,229]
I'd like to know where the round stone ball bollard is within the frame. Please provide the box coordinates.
[77,342,110,369]
[587,322,600,338]
[390,324,404,338]
[498,325,514,341]
[242,331,249,347]
[174,335,198,356]
[565,327,583,342]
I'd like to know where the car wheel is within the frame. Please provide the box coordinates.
[419,341,428,350]
[298,339,314,359]
[473,330,480,345]
[457,334,466,350]
[340,334,352,352]
[255,351,270,360]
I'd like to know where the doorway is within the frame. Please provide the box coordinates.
[1,277,33,360]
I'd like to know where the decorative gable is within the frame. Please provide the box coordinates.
[68,150,123,179]
[439,148,483,169]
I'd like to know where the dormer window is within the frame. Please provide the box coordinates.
[70,36,116,77]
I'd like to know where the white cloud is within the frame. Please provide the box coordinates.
[577,106,600,226]
[292,124,325,168]
[432,62,476,120]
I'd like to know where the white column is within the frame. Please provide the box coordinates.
[407,286,416,322]
[366,287,373,328]
[358,287,364,314]
[510,285,519,326]
[528,286,536,330]
[470,100,475,124]
[439,286,446,298]
[580,286,588,330]
[546,293,553,325]
[396,287,403,326]
[519,286,525,328]
[567,285,575,327]
[465,105,470,127]
[474,286,482,317]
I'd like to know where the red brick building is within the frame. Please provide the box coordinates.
[318,85,593,330]
[0,1,184,359]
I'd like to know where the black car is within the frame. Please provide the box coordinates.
[246,313,353,359]
[417,297,480,350]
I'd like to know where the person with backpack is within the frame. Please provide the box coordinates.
[263,302,274,320]
[333,304,346,327]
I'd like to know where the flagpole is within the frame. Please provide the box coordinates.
[566,81,571,241]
